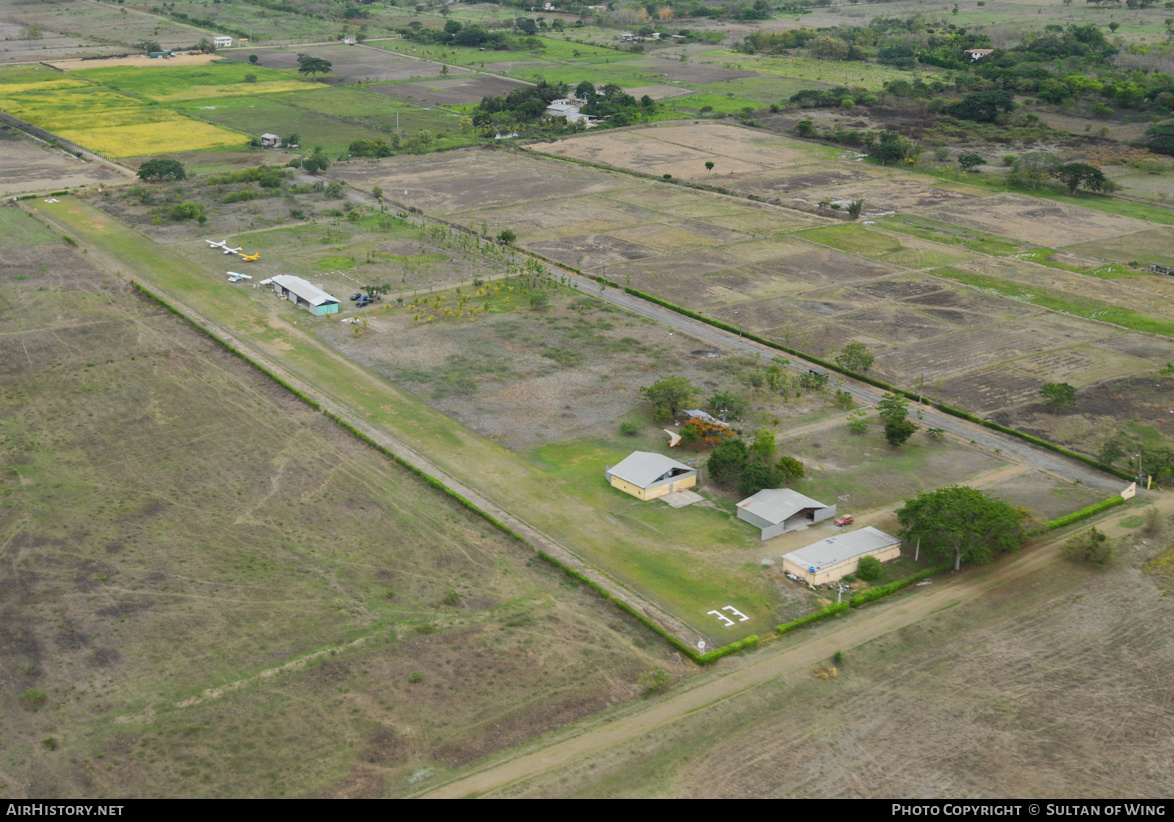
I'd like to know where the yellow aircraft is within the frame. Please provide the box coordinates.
[237,251,260,262]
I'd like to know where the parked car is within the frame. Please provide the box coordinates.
[835,514,854,527]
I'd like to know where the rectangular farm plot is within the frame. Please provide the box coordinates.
[639,122,818,167]
[936,366,1048,415]
[457,196,659,244]
[224,45,461,84]
[791,176,992,215]
[902,282,1038,328]
[367,74,528,107]
[924,192,1155,247]
[527,233,661,271]
[982,470,1107,522]
[1011,341,1163,386]
[1063,226,1174,269]
[75,64,316,102]
[535,129,766,182]
[797,224,974,269]
[175,95,392,156]
[874,315,1109,383]
[266,87,464,135]
[608,223,735,254]
[329,149,634,214]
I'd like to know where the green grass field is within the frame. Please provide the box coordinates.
[0,208,57,247]
[703,51,918,90]
[37,198,782,640]
[75,63,316,102]
[797,224,971,268]
[0,261,661,798]
[173,94,397,155]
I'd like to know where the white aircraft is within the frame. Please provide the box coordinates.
[206,239,243,254]
[227,271,252,282]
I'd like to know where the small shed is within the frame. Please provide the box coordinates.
[965,49,994,61]
[605,451,697,501]
[260,133,281,149]
[213,35,233,48]
[270,275,339,316]
[736,488,835,540]
[782,526,901,586]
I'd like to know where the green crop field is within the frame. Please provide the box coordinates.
[173,94,395,156]
[75,63,316,102]
[703,51,923,89]
[267,87,468,137]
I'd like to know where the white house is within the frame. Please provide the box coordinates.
[213,35,233,48]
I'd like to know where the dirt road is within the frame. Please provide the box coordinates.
[417,496,1166,798]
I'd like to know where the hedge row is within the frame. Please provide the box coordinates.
[849,565,951,608]
[130,282,322,411]
[619,286,1133,483]
[775,601,850,636]
[1045,495,1125,530]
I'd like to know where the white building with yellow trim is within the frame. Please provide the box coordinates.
[782,526,901,586]
[605,452,697,501]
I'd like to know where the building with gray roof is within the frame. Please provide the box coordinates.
[271,275,339,316]
[781,526,901,586]
[736,488,835,540]
[605,451,697,501]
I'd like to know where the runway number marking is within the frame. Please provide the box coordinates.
[706,605,750,627]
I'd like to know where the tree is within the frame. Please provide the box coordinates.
[444,18,462,35]
[876,392,909,422]
[707,390,746,420]
[864,130,912,165]
[705,161,715,172]
[774,455,805,484]
[738,462,776,496]
[21,24,43,40]
[897,486,1025,571]
[1009,151,1061,189]
[243,72,257,84]
[168,201,201,221]
[137,158,186,182]
[285,132,300,147]
[196,38,216,53]
[1040,381,1077,411]
[957,153,987,172]
[1062,527,1114,565]
[641,375,696,418]
[1146,122,1174,157]
[516,17,538,35]
[637,666,670,693]
[835,341,874,374]
[795,119,816,138]
[302,147,331,174]
[497,228,516,244]
[856,555,883,581]
[749,427,776,464]
[372,185,383,201]
[1052,163,1106,194]
[249,54,259,64]
[296,53,333,78]
[136,40,161,54]
[947,90,1016,123]
[884,417,918,447]
[576,81,596,100]
[708,438,749,487]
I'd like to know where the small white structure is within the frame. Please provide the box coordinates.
[782,527,901,586]
[736,488,835,540]
[270,275,339,316]
[213,35,233,48]
[260,133,281,149]
[965,49,994,61]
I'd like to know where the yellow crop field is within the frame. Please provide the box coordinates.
[0,78,93,96]
[142,78,315,102]
[75,65,317,103]
[60,119,248,158]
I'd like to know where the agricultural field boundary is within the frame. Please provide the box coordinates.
[109,274,731,662]
[605,283,1135,484]
[0,110,136,180]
